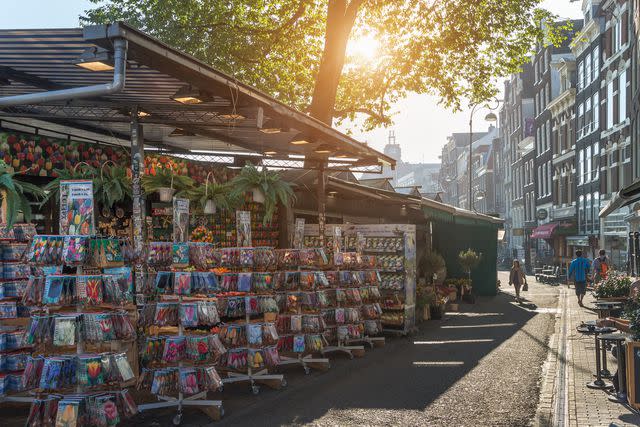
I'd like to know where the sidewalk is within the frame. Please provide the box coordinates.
[537,283,640,426]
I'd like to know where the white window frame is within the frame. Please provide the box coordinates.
[607,80,614,129]
[620,69,627,123]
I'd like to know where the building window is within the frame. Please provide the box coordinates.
[593,192,600,231]
[614,17,622,53]
[592,46,599,81]
[607,80,614,129]
[579,149,584,185]
[585,145,592,183]
[538,166,542,197]
[619,69,627,123]
[525,162,529,184]
[547,161,552,196]
[585,97,592,134]
[592,143,599,181]
[545,121,551,152]
[593,92,599,131]
[578,60,584,91]
[579,195,585,233]
[578,103,584,139]
[586,193,593,232]
[585,52,592,88]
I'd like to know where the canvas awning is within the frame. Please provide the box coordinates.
[600,178,640,217]
[530,223,559,239]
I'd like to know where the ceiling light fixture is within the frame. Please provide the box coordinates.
[264,150,277,155]
[314,144,334,154]
[169,128,196,137]
[171,85,210,104]
[74,47,114,71]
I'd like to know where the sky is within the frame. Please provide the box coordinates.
[0,0,583,163]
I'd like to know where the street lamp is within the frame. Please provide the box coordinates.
[472,190,486,213]
[468,98,500,210]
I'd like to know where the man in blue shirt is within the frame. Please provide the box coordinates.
[568,250,591,307]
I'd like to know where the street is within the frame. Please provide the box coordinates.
[127,272,559,426]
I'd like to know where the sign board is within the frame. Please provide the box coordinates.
[59,180,95,235]
[293,218,305,249]
[236,210,252,247]
[536,209,548,220]
[172,197,190,242]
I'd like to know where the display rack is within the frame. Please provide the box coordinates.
[136,257,225,424]
[5,232,140,426]
[342,225,417,336]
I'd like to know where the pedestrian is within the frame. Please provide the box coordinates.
[568,249,591,307]
[592,249,609,283]
[509,259,527,304]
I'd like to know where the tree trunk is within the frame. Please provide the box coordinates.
[309,0,362,125]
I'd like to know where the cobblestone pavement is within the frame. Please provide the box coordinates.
[533,279,640,427]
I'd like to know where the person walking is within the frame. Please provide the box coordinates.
[592,249,609,283]
[568,250,591,307]
[509,259,527,304]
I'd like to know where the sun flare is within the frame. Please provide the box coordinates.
[347,34,380,61]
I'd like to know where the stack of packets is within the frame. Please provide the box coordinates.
[23,311,136,347]
[139,365,223,397]
[25,389,137,427]
[140,334,226,366]
[139,301,220,328]
[153,271,218,295]
[22,273,133,306]
[22,352,135,391]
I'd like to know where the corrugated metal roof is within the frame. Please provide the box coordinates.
[0,24,394,172]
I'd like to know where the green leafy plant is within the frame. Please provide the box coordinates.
[0,161,44,228]
[416,283,436,310]
[41,163,97,207]
[141,168,195,198]
[230,163,295,224]
[187,181,239,212]
[93,165,132,209]
[594,272,632,299]
[419,251,446,284]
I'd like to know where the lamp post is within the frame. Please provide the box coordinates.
[472,189,486,214]
[468,98,500,210]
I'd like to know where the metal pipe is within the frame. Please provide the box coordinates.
[0,38,127,107]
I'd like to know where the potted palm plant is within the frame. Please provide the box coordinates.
[142,167,195,202]
[0,160,44,228]
[230,163,295,224]
[458,248,481,303]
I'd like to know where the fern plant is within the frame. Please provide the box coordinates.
[230,163,295,224]
[0,161,45,228]
[141,168,195,198]
[94,165,132,209]
[187,181,239,212]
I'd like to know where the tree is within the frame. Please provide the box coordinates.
[82,1,568,129]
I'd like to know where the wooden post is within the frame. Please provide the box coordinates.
[130,114,146,300]
[318,164,326,248]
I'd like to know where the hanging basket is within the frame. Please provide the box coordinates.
[252,187,265,204]
[204,199,217,215]
[157,163,175,202]
[157,187,175,202]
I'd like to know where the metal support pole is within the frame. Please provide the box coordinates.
[634,232,640,277]
[318,164,326,248]
[468,117,473,211]
[130,113,146,302]
[628,232,634,276]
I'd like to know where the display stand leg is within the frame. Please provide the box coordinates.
[0,395,35,404]
[321,344,365,359]
[345,336,385,349]
[223,369,286,393]
[278,354,330,374]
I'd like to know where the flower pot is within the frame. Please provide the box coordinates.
[430,304,443,320]
[204,199,217,215]
[421,305,431,321]
[252,187,265,204]
[157,187,175,202]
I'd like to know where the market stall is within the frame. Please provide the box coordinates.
[0,23,395,425]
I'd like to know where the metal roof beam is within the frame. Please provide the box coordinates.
[0,65,66,90]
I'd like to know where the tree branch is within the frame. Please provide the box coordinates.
[333,106,389,123]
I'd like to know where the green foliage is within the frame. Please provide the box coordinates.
[94,165,132,209]
[0,160,44,228]
[416,283,436,310]
[594,272,632,299]
[419,251,446,283]
[186,181,239,212]
[82,0,570,130]
[458,248,481,274]
[41,164,97,207]
[229,163,295,224]
[141,168,195,198]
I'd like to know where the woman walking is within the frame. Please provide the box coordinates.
[509,260,527,303]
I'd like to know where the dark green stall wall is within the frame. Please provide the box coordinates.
[431,218,499,296]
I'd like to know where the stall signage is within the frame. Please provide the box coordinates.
[236,210,252,247]
[172,197,190,242]
[293,218,305,249]
[59,180,95,236]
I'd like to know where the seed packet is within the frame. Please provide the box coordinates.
[293,335,305,353]
[290,315,302,333]
[154,271,173,294]
[163,336,186,363]
[199,366,223,392]
[248,349,264,369]
[180,303,198,327]
[246,323,262,347]
[114,353,134,382]
[43,276,63,305]
[81,276,103,306]
[173,272,191,295]
[335,308,345,324]
[237,273,252,293]
[56,400,79,427]
[96,394,120,426]
[245,296,259,315]
[263,346,280,366]
[53,316,76,347]
[179,368,199,395]
[103,267,133,298]
[172,243,190,267]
